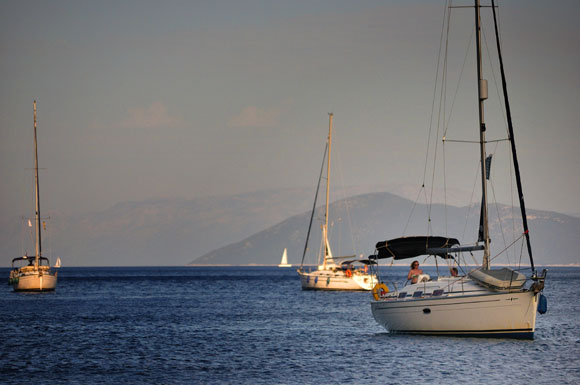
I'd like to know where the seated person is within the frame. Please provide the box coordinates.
[408,261,423,284]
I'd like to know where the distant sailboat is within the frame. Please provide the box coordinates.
[297,113,376,290]
[278,248,291,267]
[9,101,60,292]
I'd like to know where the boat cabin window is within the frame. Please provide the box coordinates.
[398,292,407,299]
[432,289,444,296]
[412,291,423,298]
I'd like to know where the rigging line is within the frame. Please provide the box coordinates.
[489,140,511,261]
[485,0,516,261]
[468,251,479,267]
[333,137,358,255]
[460,232,525,275]
[299,142,328,269]
[444,138,509,144]
[518,230,525,269]
[489,176,511,265]
[422,0,450,187]
[489,231,525,264]
[481,19,508,128]
[443,141,448,236]
[509,128,517,261]
[402,185,425,236]
[461,159,481,243]
[491,0,534,270]
[421,183,431,236]
[426,1,451,235]
[460,233,525,280]
[317,226,325,266]
[440,1,452,238]
[443,23,476,139]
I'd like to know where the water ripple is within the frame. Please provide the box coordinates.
[0,266,578,384]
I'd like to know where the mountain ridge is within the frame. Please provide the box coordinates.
[190,191,580,267]
[1,188,577,267]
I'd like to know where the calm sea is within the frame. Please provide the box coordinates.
[0,266,578,384]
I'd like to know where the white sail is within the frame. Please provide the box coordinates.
[54,257,62,268]
[278,248,291,267]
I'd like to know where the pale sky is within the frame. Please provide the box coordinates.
[1,0,579,220]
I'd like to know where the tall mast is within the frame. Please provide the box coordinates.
[33,101,42,267]
[323,113,333,268]
[475,1,490,269]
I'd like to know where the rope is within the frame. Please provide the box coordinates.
[422,0,450,188]
[443,24,475,140]
[299,143,328,269]
[491,0,535,270]
[402,185,425,236]
[333,136,358,256]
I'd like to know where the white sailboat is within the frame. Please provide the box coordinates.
[9,101,59,292]
[369,0,547,338]
[278,248,292,267]
[297,113,376,291]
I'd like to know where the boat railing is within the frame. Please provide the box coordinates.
[376,274,475,300]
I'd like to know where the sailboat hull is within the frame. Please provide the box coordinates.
[298,270,376,291]
[12,271,57,292]
[371,290,538,339]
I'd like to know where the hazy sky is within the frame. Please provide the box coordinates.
[1,0,579,220]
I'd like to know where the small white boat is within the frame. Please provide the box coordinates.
[297,113,376,291]
[369,1,547,338]
[9,101,59,292]
[278,248,292,267]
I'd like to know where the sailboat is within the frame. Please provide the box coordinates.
[369,0,547,338]
[297,113,376,291]
[9,101,59,292]
[278,248,292,267]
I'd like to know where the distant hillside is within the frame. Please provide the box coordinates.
[191,192,580,266]
[0,184,434,266]
[2,188,577,267]
[0,189,316,266]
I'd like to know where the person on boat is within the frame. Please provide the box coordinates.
[407,261,423,284]
[451,267,459,277]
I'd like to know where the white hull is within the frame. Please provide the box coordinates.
[371,279,538,338]
[278,264,292,268]
[12,271,57,292]
[298,269,376,291]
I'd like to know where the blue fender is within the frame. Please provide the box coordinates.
[538,294,547,314]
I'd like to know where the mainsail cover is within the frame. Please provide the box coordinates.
[374,236,460,260]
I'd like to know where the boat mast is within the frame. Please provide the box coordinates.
[33,101,42,268]
[323,113,333,269]
[475,1,491,269]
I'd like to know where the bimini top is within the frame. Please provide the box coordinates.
[373,236,461,260]
[340,259,377,267]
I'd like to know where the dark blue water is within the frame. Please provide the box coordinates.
[1,266,579,384]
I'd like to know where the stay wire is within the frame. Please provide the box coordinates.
[422,0,450,187]
[333,135,358,257]
[299,142,328,268]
